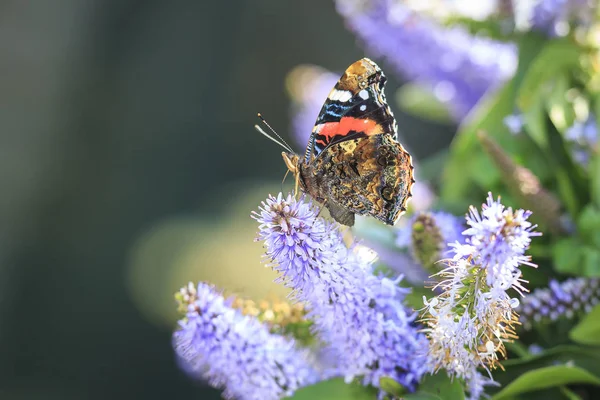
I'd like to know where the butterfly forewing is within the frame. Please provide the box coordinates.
[304,58,398,163]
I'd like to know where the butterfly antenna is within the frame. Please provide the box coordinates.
[254,124,290,152]
[255,113,294,153]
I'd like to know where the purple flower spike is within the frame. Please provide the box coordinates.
[173,282,319,400]
[254,193,428,392]
[253,193,332,297]
[519,277,600,329]
[461,193,541,293]
[423,193,539,399]
[335,0,517,119]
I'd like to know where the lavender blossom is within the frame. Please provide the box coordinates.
[254,193,428,392]
[173,282,320,400]
[335,0,516,119]
[518,277,600,330]
[422,193,539,399]
[460,193,540,292]
[253,193,331,297]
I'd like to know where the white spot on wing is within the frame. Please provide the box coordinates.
[329,89,352,102]
[359,104,367,111]
[359,90,369,100]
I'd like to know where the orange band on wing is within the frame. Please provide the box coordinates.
[317,117,380,141]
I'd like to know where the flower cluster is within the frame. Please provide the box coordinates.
[172,282,320,400]
[519,277,600,330]
[335,0,516,119]
[253,193,428,391]
[421,193,540,398]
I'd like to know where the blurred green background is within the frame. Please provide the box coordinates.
[0,1,452,398]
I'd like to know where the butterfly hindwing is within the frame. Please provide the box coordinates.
[308,133,413,225]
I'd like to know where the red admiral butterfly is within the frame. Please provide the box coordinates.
[260,58,414,226]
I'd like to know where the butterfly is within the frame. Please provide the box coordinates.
[260,58,414,227]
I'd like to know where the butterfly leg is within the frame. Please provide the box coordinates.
[294,172,301,199]
[280,169,290,194]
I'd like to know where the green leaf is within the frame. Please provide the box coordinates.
[556,168,580,220]
[286,378,376,400]
[590,152,600,209]
[492,365,600,399]
[417,149,449,183]
[442,60,552,204]
[521,89,549,150]
[395,83,454,124]
[495,345,600,387]
[517,38,581,110]
[547,122,589,217]
[545,73,576,134]
[441,81,514,202]
[402,393,444,400]
[413,372,465,400]
[552,238,584,274]
[560,386,583,400]
[379,377,406,397]
[582,246,600,276]
[577,205,600,247]
[570,304,600,345]
[513,32,548,99]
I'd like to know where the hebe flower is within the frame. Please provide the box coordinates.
[254,193,331,296]
[422,193,540,399]
[172,282,320,400]
[461,193,540,292]
[519,277,600,330]
[253,193,428,392]
[335,0,516,119]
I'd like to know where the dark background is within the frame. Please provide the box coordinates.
[0,1,452,398]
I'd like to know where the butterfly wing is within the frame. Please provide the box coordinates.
[304,58,398,163]
[311,133,414,226]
